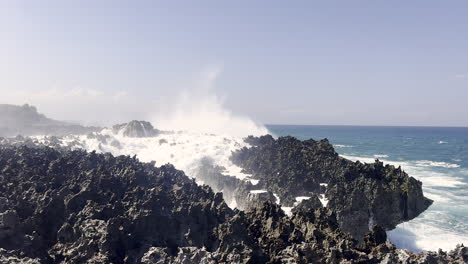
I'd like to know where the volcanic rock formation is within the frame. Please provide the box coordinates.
[231,135,433,241]
[112,120,159,138]
[0,145,466,263]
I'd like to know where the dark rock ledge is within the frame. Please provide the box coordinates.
[0,145,466,263]
[231,135,433,241]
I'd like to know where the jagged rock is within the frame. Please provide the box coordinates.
[291,195,323,215]
[0,249,42,264]
[245,191,277,210]
[140,247,217,264]
[0,145,463,264]
[231,135,433,241]
[0,145,231,263]
[194,157,253,210]
[112,120,159,138]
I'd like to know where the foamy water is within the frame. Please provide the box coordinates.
[52,129,254,182]
[342,154,468,252]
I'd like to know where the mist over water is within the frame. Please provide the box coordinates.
[151,89,268,137]
[151,67,268,137]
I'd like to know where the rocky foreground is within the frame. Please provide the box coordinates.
[0,145,466,263]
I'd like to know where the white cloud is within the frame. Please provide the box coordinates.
[455,74,467,79]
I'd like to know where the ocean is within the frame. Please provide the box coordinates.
[267,125,468,252]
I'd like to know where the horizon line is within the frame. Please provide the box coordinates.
[265,123,468,129]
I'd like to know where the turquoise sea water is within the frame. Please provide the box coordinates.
[267,125,468,252]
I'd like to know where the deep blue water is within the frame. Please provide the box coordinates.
[267,125,468,252]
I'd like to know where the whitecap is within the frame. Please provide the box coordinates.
[374,154,389,158]
[438,141,448,144]
[335,144,353,148]
[419,175,466,188]
[250,190,268,194]
[341,155,460,169]
[413,160,460,168]
[295,196,310,202]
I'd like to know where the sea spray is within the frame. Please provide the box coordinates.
[150,66,268,137]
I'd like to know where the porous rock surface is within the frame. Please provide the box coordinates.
[231,135,433,241]
[1,145,466,263]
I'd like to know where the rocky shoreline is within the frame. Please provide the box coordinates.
[230,135,433,241]
[0,144,466,263]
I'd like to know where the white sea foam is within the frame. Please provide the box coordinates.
[282,207,293,216]
[319,194,328,207]
[413,160,460,168]
[419,175,466,188]
[423,192,451,203]
[249,179,260,185]
[387,215,468,252]
[250,190,268,194]
[273,193,281,205]
[374,154,389,158]
[335,144,353,148]
[438,141,448,144]
[57,129,255,182]
[295,196,310,202]
[293,196,310,206]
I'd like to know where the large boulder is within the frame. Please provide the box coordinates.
[112,120,159,138]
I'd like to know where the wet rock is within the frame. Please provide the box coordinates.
[112,120,159,138]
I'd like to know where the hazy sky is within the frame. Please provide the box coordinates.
[1,1,467,127]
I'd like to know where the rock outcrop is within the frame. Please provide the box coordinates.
[0,104,101,137]
[231,135,433,241]
[0,145,231,263]
[112,120,159,138]
[0,145,465,263]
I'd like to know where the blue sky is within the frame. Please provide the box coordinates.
[1,1,467,126]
